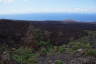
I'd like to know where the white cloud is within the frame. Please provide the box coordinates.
[67,8,96,13]
[0,0,15,4]
[39,8,96,13]
[0,8,96,14]
[0,0,29,3]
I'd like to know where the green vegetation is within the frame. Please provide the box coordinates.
[55,60,64,64]
[85,49,96,56]
[0,30,96,64]
[11,47,39,64]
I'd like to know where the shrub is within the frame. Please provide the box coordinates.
[57,45,66,53]
[11,47,38,64]
[55,60,64,64]
[85,49,96,56]
[67,42,91,50]
[38,40,51,47]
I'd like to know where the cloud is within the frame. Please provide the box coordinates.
[0,8,96,14]
[0,0,28,3]
[0,0,15,4]
[40,8,96,13]
[66,8,96,13]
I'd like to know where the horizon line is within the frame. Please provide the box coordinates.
[0,12,96,15]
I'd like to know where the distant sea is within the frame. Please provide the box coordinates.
[0,13,96,22]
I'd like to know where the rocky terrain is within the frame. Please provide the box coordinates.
[0,19,96,64]
[0,19,96,47]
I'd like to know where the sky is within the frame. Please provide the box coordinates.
[0,0,96,14]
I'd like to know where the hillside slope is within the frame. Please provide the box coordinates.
[0,19,96,48]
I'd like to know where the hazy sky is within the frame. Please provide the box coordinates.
[0,0,96,14]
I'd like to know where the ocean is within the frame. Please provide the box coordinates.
[0,13,96,22]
